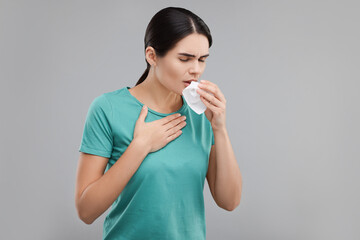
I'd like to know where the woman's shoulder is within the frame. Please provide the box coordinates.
[103,86,128,98]
[88,87,127,110]
[94,87,128,104]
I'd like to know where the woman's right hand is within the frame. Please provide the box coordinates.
[133,105,187,153]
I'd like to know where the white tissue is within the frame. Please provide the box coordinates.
[182,81,207,114]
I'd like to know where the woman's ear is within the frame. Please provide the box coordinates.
[145,46,157,66]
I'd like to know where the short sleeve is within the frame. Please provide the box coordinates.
[78,94,113,158]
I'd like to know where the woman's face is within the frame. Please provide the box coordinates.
[152,33,210,95]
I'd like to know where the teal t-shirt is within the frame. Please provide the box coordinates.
[79,86,214,240]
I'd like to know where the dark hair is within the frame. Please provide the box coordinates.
[135,7,213,86]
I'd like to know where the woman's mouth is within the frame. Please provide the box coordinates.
[183,81,193,87]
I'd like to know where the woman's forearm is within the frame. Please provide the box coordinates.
[77,139,150,224]
[213,127,242,211]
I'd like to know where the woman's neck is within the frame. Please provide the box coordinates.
[130,76,183,114]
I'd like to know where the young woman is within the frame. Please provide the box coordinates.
[75,6,242,240]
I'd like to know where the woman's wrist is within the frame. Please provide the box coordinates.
[131,137,151,155]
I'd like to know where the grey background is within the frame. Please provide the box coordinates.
[1,0,359,239]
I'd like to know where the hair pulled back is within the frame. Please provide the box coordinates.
[135,7,212,86]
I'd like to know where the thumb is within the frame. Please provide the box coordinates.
[138,105,148,122]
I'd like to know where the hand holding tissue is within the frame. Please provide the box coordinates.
[182,81,208,114]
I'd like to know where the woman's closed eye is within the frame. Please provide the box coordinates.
[179,58,206,62]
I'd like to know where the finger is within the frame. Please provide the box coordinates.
[166,129,183,142]
[137,105,148,122]
[164,115,186,132]
[200,96,216,111]
[160,112,182,125]
[197,88,221,107]
[199,80,226,103]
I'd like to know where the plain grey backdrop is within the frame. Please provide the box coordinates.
[1,0,359,239]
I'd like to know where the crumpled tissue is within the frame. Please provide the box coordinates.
[182,81,208,114]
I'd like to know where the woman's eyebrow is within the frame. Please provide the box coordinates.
[178,53,210,58]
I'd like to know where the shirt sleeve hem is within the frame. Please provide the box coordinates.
[79,145,111,158]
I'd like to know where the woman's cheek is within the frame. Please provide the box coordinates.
[169,62,183,77]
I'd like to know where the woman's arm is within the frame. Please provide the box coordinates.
[75,138,150,224]
[212,127,242,211]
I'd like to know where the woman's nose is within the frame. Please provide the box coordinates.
[190,61,201,74]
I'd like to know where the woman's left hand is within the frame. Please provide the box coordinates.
[196,80,227,131]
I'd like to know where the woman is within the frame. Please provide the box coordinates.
[75,6,242,240]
